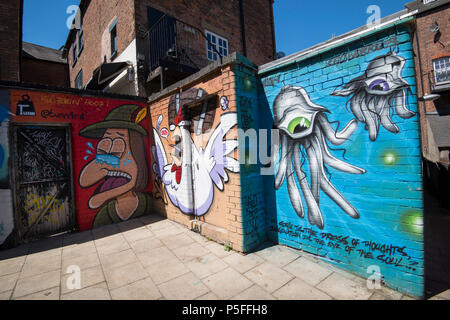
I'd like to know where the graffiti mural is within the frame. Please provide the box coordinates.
[152,88,239,216]
[332,52,415,141]
[273,85,366,229]
[79,105,152,228]
[261,25,424,297]
[10,90,151,231]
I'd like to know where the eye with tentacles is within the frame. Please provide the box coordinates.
[332,52,415,142]
[274,86,366,230]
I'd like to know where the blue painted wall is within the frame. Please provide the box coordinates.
[259,23,424,298]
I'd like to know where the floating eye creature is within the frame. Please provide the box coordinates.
[332,52,415,141]
[274,85,366,230]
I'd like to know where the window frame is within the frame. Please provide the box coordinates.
[433,56,450,85]
[77,18,84,56]
[72,39,78,67]
[205,30,228,62]
[110,19,118,61]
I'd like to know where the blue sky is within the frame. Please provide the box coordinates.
[23,0,408,53]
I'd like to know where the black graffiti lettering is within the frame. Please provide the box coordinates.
[377,255,403,267]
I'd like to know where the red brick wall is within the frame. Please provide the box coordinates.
[68,0,136,89]
[134,0,275,67]
[413,3,450,158]
[0,0,21,82]
[22,58,70,87]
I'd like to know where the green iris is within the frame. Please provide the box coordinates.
[288,117,311,134]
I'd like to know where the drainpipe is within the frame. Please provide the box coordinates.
[239,0,247,57]
[269,0,276,60]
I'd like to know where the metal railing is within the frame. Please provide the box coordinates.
[142,14,223,75]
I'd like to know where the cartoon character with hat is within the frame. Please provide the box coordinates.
[79,104,152,228]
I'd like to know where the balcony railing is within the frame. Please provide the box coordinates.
[140,14,223,89]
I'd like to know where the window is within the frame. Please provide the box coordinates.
[205,30,228,62]
[75,70,83,89]
[110,19,118,60]
[433,56,450,85]
[78,19,84,56]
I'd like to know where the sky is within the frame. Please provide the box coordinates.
[23,0,409,53]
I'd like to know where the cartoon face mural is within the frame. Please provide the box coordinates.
[332,52,416,141]
[274,85,366,229]
[79,105,152,228]
[152,88,239,216]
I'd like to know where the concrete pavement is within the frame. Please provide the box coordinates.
[0,215,435,300]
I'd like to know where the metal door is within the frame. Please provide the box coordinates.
[12,124,75,240]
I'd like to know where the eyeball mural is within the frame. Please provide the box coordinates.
[152,88,240,216]
[332,52,416,141]
[79,105,152,228]
[273,85,366,229]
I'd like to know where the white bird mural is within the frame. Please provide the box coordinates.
[152,89,240,216]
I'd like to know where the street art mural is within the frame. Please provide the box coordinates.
[332,52,416,141]
[261,27,424,297]
[79,105,152,228]
[9,90,151,232]
[0,90,14,246]
[152,88,239,216]
[273,85,366,230]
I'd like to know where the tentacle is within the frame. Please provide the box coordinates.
[286,143,305,219]
[304,136,321,203]
[320,173,360,219]
[275,134,289,190]
[350,94,365,123]
[293,142,324,229]
[395,89,415,119]
[361,97,380,141]
[380,96,400,133]
[315,127,366,174]
[317,114,358,146]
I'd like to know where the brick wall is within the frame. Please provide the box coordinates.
[22,58,70,87]
[412,3,450,161]
[134,0,275,72]
[68,0,136,89]
[148,57,253,252]
[259,22,424,298]
[0,0,21,82]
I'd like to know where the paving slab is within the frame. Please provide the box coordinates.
[255,245,300,268]
[0,291,12,300]
[159,233,196,251]
[196,292,220,300]
[61,265,105,295]
[0,257,26,277]
[122,227,154,243]
[244,262,294,293]
[223,252,264,274]
[20,253,61,278]
[316,272,373,300]
[62,241,97,260]
[283,257,333,286]
[173,242,211,263]
[104,261,149,290]
[146,257,190,285]
[204,242,234,259]
[110,277,162,300]
[61,282,111,300]
[61,252,100,272]
[12,269,60,299]
[99,249,138,271]
[0,273,19,294]
[129,236,164,254]
[136,246,177,267]
[158,272,210,300]
[185,253,229,279]
[231,285,276,300]
[203,267,253,299]
[16,287,60,300]
[273,278,332,300]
